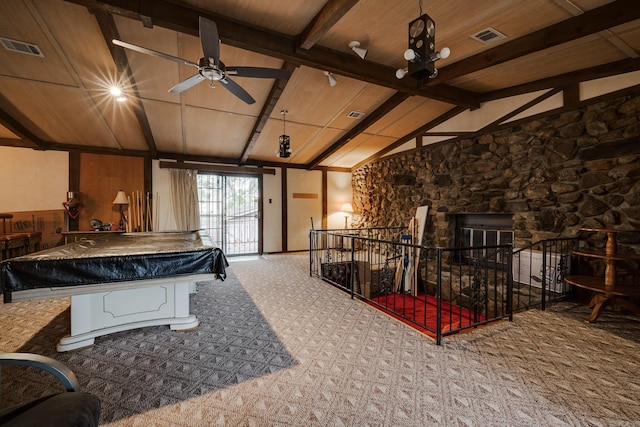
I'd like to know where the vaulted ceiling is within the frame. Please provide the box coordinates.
[0,0,639,171]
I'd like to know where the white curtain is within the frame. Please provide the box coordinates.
[169,169,200,231]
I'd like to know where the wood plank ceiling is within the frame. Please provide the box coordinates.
[0,0,638,170]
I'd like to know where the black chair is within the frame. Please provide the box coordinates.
[0,353,100,427]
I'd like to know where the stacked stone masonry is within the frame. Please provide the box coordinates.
[352,92,640,251]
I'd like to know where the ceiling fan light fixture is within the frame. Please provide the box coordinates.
[324,71,337,87]
[348,41,368,60]
[112,17,290,105]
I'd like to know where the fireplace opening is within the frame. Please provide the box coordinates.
[453,213,513,264]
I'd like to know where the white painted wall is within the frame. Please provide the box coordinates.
[581,70,640,100]
[327,171,352,230]
[0,146,68,211]
[263,168,282,253]
[287,168,322,251]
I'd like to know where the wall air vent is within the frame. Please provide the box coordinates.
[470,27,506,44]
[347,111,366,119]
[1,37,44,57]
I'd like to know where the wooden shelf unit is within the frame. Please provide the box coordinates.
[566,228,640,322]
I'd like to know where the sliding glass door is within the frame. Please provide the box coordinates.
[197,174,261,255]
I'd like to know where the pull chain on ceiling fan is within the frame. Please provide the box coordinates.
[112,17,291,104]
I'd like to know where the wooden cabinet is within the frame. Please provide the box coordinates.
[566,228,640,322]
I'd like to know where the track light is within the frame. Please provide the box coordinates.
[395,68,408,79]
[324,71,337,87]
[109,86,127,102]
[348,41,368,60]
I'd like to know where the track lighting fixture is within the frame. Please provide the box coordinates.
[109,86,127,102]
[277,110,292,158]
[348,41,368,60]
[395,68,408,79]
[324,71,337,87]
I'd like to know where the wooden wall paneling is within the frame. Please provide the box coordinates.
[78,153,144,231]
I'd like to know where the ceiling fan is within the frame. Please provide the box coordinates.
[112,17,291,104]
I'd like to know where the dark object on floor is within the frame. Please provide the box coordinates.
[0,353,101,427]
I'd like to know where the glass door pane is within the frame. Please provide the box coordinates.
[225,175,259,255]
[197,173,260,255]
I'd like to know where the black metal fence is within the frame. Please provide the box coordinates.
[310,228,578,345]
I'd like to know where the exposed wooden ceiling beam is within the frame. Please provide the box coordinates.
[297,0,359,50]
[481,57,640,102]
[307,91,411,169]
[157,150,351,172]
[0,104,49,150]
[0,138,32,148]
[428,0,640,86]
[239,62,299,165]
[64,0,479,107]
[92,10,158,157]
[351,105,468,170]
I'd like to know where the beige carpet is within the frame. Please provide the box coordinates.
[2,253,640,426]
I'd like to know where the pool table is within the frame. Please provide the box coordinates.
[0,231,227,352]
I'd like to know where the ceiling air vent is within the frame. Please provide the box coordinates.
[470,27,506,44]
[347,111,366,119]
[1,37,44,57]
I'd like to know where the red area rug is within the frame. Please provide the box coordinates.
[369,293,485,339]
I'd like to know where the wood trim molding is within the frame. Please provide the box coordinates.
[427,0,640,86]
[159,161,276,175]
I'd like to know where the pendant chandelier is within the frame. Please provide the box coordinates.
[278,109,291,158]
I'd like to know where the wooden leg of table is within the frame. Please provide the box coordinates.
[610,297,640,317]
[586,292,610,323]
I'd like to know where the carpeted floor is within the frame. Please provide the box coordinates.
[1,253,640,426]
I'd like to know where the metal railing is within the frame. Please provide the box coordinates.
[310,228,578,345]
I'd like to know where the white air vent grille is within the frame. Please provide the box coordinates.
[1,37,44,57]
[347,111,366,119]
[470,27,506,44]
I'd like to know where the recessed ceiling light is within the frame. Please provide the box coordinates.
[110,87,122,97]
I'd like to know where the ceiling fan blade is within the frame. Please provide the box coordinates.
[112,39,199,68]
[226,67,292,79]
[199,17,220,66]
[220,77,256,104]
[169,74,205,94]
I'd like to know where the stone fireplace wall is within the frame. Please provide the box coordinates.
[352,92,640,249]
